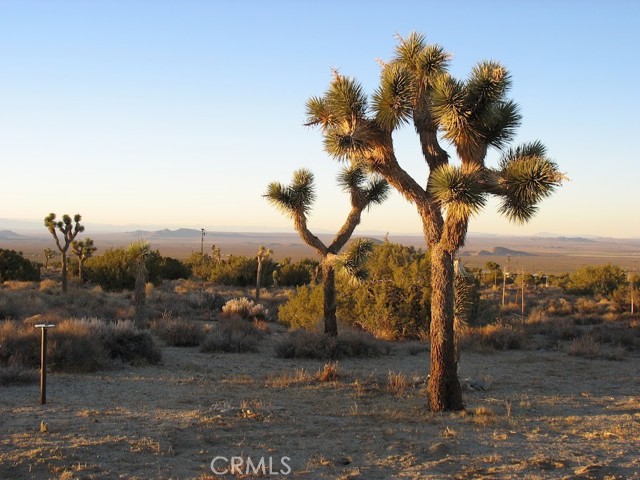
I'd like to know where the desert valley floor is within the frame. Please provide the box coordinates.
[1,330,639,479]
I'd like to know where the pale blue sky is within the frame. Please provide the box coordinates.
[1,1,638,237]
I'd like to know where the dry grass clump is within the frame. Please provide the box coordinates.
[459,323,526,351]
[221,297,269,321]
[200,317,265,353]
[2,280,36,291]
[39,279,59,294]
[274,329,388,360]
[266,368,312,387]
[150,315,203,347]
[0,365,38,386]
[316,362,339,382]
[386,371,408,396]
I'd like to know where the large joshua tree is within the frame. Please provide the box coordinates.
[265,165,389,336]
[44,213,85,293]
[306,33,563,411]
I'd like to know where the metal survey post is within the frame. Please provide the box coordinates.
[34,324,55,404]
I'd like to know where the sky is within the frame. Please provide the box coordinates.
[1,0,639,238]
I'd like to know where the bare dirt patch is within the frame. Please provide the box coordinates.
[2,335,639,479]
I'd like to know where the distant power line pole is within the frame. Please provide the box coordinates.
[201,229,205,256]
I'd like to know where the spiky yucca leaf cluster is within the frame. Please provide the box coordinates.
[337,164,390,209]
[429,165,486,218]
[430,61,521,160]
[372,62,415,131]
[336,238,374,285]
[496,142,563,224]
[265,169,316,219]
[393,32,450,87]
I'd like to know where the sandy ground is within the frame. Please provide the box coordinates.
[1,332,639,480]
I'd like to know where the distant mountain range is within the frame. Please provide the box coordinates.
[0,230,24,240]
[474,246,534,257]
[126,228,203,238]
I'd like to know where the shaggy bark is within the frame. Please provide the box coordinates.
[427,245,464,411]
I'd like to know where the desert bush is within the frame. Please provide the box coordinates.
[564,264,627,298]
[0,365,38,386]
[277,285,323,330]
[568,335,602,359]
[338,242,432,339]
[84,247,183,291]
[529,316,581,343]
[575,297,599,314]
[159,256,191,280]
[274,329,387,359]
[544,297,574,316]
[151,316,203,347]
[221,297,269,321]
[0,320,40,367]
[187,253,277,287]
[48,319,109,372]
[273,257,319,287]
[0,249,40,282]
[459,323,526,351]
[200,317,264,353]
[97,319,162,365]
[278,242,438,339]
[0,318,161,371]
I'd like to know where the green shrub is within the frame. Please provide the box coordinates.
[278,242,433,339]
[186,253,277,287]
[0,249,40,282]
[277,285,323,329]
[200,318,264,353]
[274,257,318,287]
[564,264,627,297]
[85,247,171,291]
[159,256,191,280]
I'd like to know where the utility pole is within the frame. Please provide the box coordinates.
[521,267,525,323]
[502,256,511,307]
[201,229,205,256]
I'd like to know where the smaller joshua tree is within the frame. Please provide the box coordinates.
[44,213,84,293]
[256,245,273,301]
[128,241,151,329]
[265,165,389,336]
[71,237,97,282]
[43,248,56,269]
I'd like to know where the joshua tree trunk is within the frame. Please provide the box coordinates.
[322,262,337,336]
[427,245,464,411]
[256,258,263,301]
[61,252,69,293]
[134,261,147,329]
